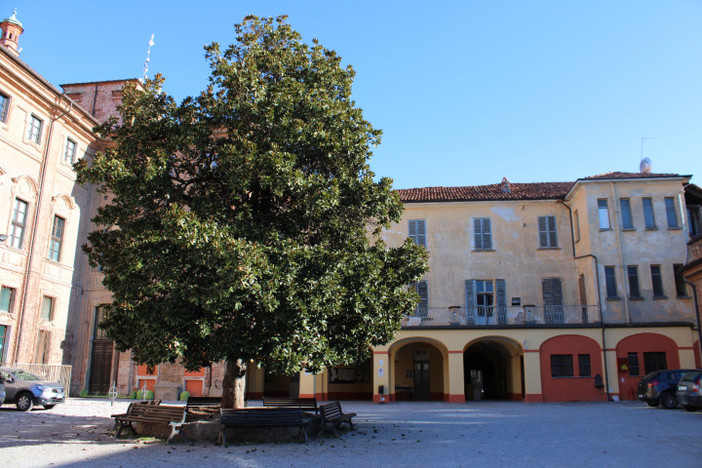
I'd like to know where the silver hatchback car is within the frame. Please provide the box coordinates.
[0,368,65,411]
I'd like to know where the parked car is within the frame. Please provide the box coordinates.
[676,370,702,412]
[0,375,5,405]
[637,369,693,409]
[0,367,65,411]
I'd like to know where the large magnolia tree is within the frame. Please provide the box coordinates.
[76,15,427,408]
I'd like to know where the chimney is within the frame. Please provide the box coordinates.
[1,9,23,57]
[500,177,511,193]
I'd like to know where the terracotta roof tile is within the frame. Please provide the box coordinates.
[396,172,689,203]
[396,182,575,203]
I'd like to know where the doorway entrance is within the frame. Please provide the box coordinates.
[464,338,521,400]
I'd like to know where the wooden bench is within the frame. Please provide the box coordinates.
[112,402,187,442]
[262,397,318,413]
[186,396,221,413]
[318,401,356,437]
[219,407,312,446]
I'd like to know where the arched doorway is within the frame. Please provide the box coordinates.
[464,338,522,401]
[615,333,680,401]
[391,340,445,401]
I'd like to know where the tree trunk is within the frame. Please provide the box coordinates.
[221,359,247,408]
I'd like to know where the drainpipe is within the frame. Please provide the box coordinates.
[561,201,611,401]
[12,95,73,362]
[683,279,702,364]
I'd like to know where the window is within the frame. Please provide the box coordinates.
[627,266,641,299]
[414,280,428,317]
[49,216,65,261]
[0,286,15,313]
[466,279,506,325]
[64,138,77,164]
[627,352,640,376]
[604,266,618,298]
[643,198,656,229]
[650,265,664,297]
[538,215,558,248]
[620,198,634,230]
[551,354,574,377]
[27,114,43,144]
[673,264,687,297]
[408,219,426,248]
[578,354,591,377]
[598,199,610,229]
[665,197,679,228]
[473,217,492,250]
[41,296,54,321]
[542,278,564,324]
[0,92,9,122]
[94,305,110,339]
[10,198,28,249]
[689,205,702,238]
[574,210,580,242]
[476,280,494,316]
[643,352,667,374]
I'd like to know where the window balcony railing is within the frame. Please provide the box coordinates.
[403,305,598,327]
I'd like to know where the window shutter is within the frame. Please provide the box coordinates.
[484,218,492,249]
[538,216,548,247]
[409,220,417,238]
[542,278,553,305]
[465,279,476,323]
[417,220,426,247]
[548,216,557,247]
[495,279,506,324]
[474,218,483,250]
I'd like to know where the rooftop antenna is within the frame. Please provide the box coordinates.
[142,34,155,82]
[639,136,656,174]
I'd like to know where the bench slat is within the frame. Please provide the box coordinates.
[219,408,311,445]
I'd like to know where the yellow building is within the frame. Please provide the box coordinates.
[362,173,698,403]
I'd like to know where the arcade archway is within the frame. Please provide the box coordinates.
[464,338,523,401]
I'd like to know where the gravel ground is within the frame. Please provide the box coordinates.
[0,398,700,467]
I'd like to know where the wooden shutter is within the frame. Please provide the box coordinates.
[409,219,426,247]
[473,218,483,250]
[538,216,548,247]
[495,279,506,324]
[416,281,428,317]
[465,279,476,324]
[474,218,492,250]
[548,216,557,247]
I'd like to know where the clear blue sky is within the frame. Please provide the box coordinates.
[8,1,702,188]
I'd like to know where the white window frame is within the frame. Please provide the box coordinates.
[27,114,43,144]
[10,198,28,249]
[64,138,77,164]
[597,199,610,230]
[49,215,65,262]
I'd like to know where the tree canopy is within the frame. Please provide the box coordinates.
[76,15,427,403]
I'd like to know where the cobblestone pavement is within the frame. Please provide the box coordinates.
[0,398,700,467]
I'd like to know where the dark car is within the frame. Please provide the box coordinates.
[676,370,702,412]
[637,369,693,409]
[0,376,5,405]
[0,368,65,411]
